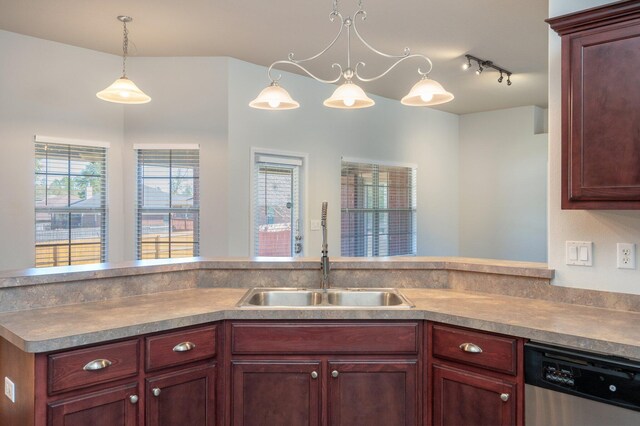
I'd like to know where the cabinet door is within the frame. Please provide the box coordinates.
[145,364,216,426]
[327,360,418,426]
[432,364,515,426]
[48,383,139,426]
[231,361,321,426]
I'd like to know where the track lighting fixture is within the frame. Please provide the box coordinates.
[463,54,513,86]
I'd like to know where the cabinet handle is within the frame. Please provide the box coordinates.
[172,341,196,352]
[129,395,139,404]
[459,343,483,354]
[311,371,318,379]
[83,359,112,371]
[152,387,162,397]
[500,393,510,402]
[331,370,339,378]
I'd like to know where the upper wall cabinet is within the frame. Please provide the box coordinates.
[548,1,640,209]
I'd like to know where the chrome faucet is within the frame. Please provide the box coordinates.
[320,201,330,290]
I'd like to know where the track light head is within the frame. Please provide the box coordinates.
[507,77,512,86]
[498,71,504,83]
[476,65,483,75]
[462,56,472,71]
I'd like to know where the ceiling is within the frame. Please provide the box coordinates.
[0,0,549,115]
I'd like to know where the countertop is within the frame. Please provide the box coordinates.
[1,287,639,360]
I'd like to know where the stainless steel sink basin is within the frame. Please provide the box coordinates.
[326,289,410,307]
[236,288,414,308]
[241,289,323,307]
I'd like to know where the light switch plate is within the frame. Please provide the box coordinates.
[4,377,15,403]
[566,241,593,266]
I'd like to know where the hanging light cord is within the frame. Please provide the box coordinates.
[121,19,129,78]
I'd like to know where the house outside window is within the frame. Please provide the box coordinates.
[341,159,417,257]
[136,146,200,259]
[35,137,108,267]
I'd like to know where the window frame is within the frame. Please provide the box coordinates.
[34,136,109,267]
[135,145,200,260]
[340,157,417,257]
[250,147,308,258]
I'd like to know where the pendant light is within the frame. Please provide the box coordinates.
[250,0,453,110]
[97,16,151,104]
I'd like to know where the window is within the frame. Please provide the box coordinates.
[341,159,417,257]
[136,146,200,259]
[252,151,305,257]
[35,137,108,267]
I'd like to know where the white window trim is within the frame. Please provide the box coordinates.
[341,156,418,170]
[35,135,111,149]
[132,143,200,150]
[249,147,309,257]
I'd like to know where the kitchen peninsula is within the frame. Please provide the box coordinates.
[1,257,640,425]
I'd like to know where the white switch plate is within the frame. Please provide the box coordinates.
[4,377,15,403]
[566,241,593,266]
[617,243,636,269]
[310,220,321,231]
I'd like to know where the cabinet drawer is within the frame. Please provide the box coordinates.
[48,340,139,394]
[231,322,419,354]
[431,324,517,375]
[145,325,217,371]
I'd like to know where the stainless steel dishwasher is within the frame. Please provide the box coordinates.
[525,342,640,426]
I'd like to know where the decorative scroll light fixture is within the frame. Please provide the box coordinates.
[463,54,513,86]
[97,16,151,104]
[249,0,454,110]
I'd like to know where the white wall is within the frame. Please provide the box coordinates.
[548,0,640,294]
[459,106,547,262]
[123,57,230,258]
[226,59,460,257]
[0,30,547,271]
[0,30,124,270]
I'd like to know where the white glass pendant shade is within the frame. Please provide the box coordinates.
[401,77,454,106]
[96,77,151,104]
[249,83,300,110]
[323,81,375,109]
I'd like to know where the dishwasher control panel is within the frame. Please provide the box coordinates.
[525,342,640,412]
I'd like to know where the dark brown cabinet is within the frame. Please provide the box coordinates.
[548,1,640,209]
[227,321,421,426]
[48,383,139,426]
[145,364,216,426]
[431,364,515,426]
[328,361,418,426]
[427,323,524,426]
[231,361,321,426]
[0,323,219,426]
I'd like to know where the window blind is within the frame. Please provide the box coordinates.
[253,154,301,257]
[341,160,417,257]
[35,141,107,267]
[136,148,200,259]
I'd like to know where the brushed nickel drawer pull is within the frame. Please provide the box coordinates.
[129,395,139,404]
[311,371,318,379]
[172,341,196,352]
[500,393,510,402]
[152,387,161,397]
[83,359,112,371]
[331,370,339,378]
[459,343,483,354]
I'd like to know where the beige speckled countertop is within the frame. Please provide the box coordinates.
[1,287,639,360]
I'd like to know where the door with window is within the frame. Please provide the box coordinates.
[252,152,305,257]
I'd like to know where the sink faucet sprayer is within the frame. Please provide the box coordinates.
[321,201,330,290]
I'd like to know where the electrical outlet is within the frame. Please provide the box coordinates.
[4,377,15,403]
[617,243,636,269]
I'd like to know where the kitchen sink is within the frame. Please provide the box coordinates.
[326,289,410,307]
[236,288,414,308]
[241,289,323,307]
